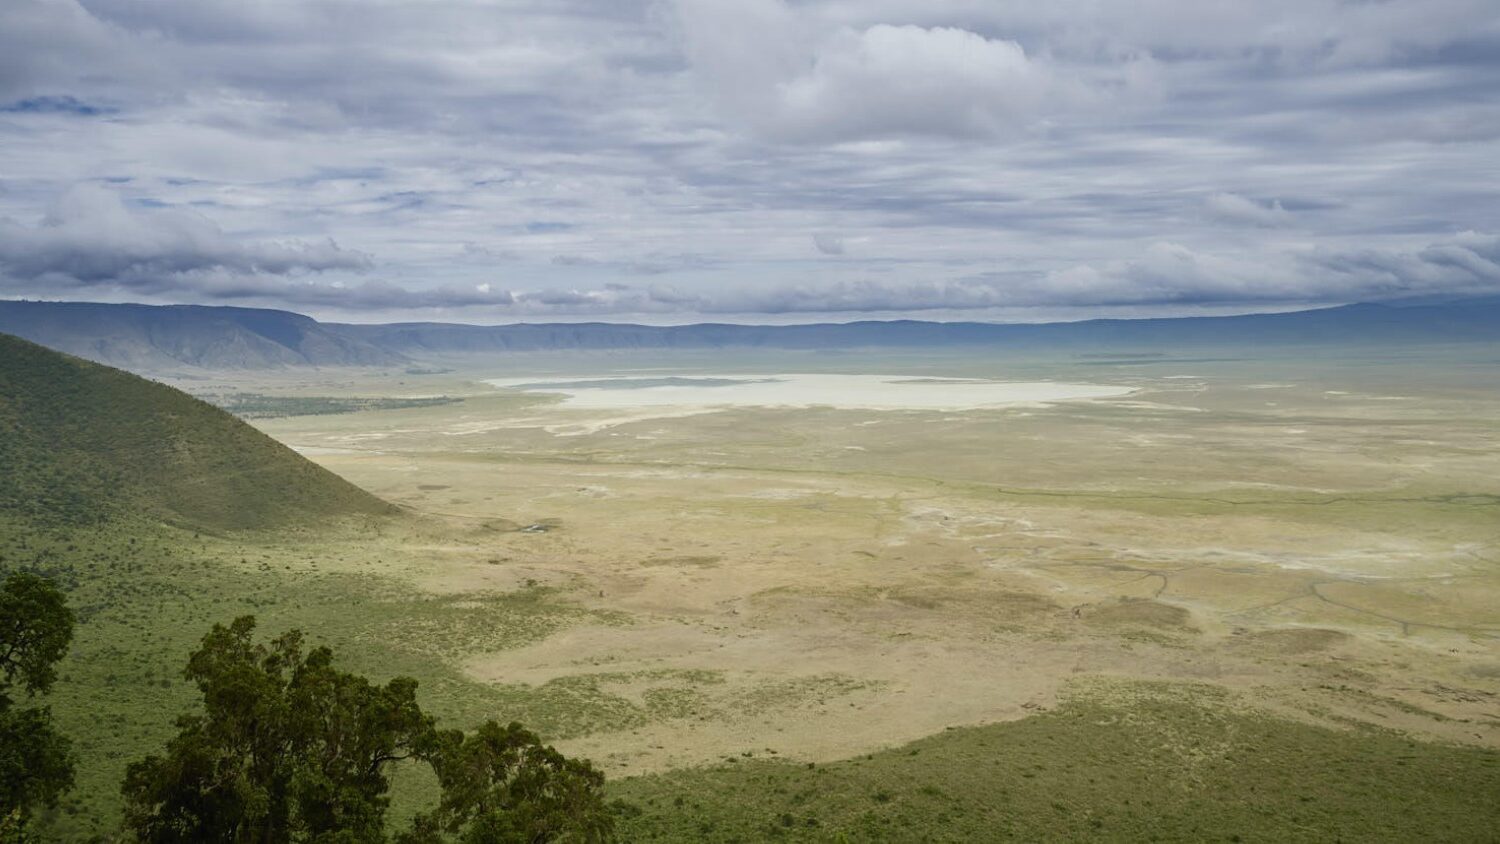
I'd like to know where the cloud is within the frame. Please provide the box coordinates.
[0,184,371,285]
[1,1,1499,322]
[708,235,1500,315]
[1204,193,1292,228]
[813,233,845,255]
[1029,236,1500,308]
[0,0,143,100]
[772,24,1053,141]
[551,252,715,275]
[1,182,1494,316]
[1305,232,1500,299]
[63,232,1494,317]
[675,0,1154,143]
[0,95,112,116]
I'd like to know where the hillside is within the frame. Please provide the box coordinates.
[0,332,395,530]
[0,300,405,370]
[3,298,1500,372]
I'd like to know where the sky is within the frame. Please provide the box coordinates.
[1,0,1499,324]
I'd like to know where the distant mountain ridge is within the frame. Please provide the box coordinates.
[1,297,1497,372]
[0,300,405,370]
[334,300,1500,353]
[0,332,395,529]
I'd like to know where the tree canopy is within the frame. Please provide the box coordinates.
[0,571,77,831]
[404,721,614,844]
[123,616,614,843]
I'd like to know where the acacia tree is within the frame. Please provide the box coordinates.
[403,720,614,844]
[124,617,615,843]
[0,571,77,833]
[122,616,433,842]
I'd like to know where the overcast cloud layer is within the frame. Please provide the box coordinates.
[1,0,1498,323]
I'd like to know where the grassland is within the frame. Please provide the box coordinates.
[613,682,1500,842]
[4,342,1499,838]
[2,514,648,838]
[241,347,1500,786]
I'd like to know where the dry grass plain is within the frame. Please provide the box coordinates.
[195,346,1500,778]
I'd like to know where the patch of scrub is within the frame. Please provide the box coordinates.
[640,555,722,568]
[749,584,1057,638]
[1084,598,1196,631]
[480,669,877,740]
[723,673,883,717]
[1231,627,1350,655]
[366,587,622,660]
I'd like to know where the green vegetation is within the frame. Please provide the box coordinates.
[121,616,436,841]
[0,519,625,837]
[206,393,462,419]
[470,671,876,741]
[0,572,77,836]
[612,683,1500,842]
[0,334,393,530]
[0,338,622,836]
[379,588,613,661]
[1,536,617,841]
[123,616,612,842]
[405,720,613,844]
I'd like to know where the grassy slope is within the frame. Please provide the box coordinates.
[0,522,485,837]
[0,333,413,835]
[613,684,1500,843]
[0,332,393,530]
[0,518,638,838]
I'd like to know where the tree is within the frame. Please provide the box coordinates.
[0,573,74,695]
[124,617,617,842]
[0,571,77,825]
[122,616,433,842]
[403,721,614,844]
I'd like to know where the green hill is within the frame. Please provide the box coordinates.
[0,332,395,530]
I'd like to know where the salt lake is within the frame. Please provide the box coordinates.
[484,373,1133,411]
